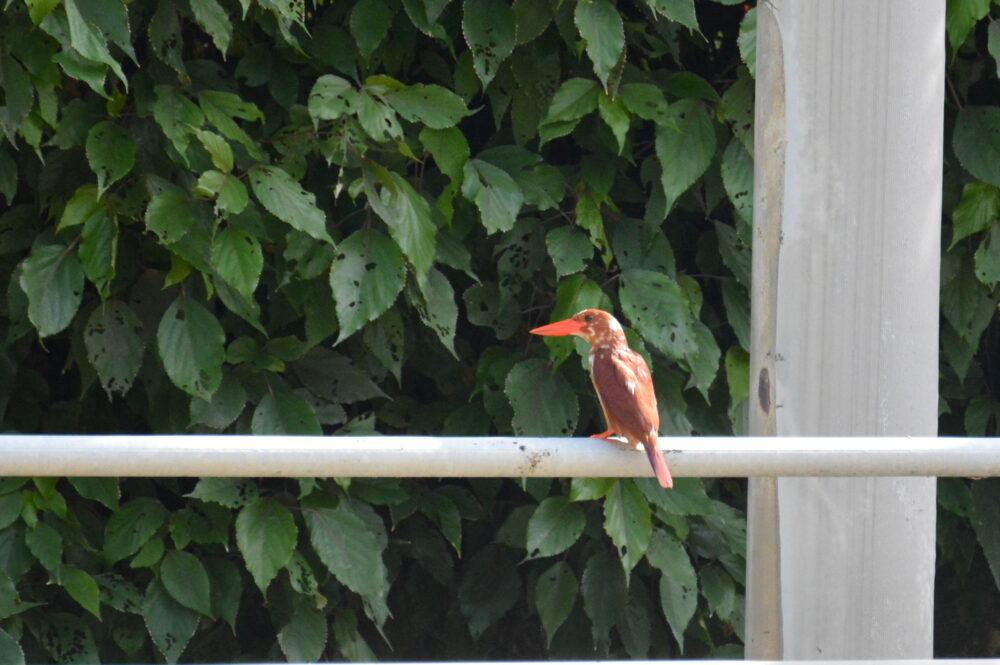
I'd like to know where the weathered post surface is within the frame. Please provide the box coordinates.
[747,1,943,658]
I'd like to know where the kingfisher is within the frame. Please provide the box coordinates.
[530,309,673,488]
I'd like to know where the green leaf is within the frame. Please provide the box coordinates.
[64,0,127,85]
[144,579,199,664]
[78,208,117,296]
[19,243,84,338]
[525,496,586,560]
[236,498,297,593]
[211,226,262,296]
[364,308,405,384]
[715,221,750,286]
[190,373,246,429]
[131,537,164,568]
[941,260,995,344]
[975,222,1000,287]
[194,129,234,173]
[366,168,438,275]
[304,504,388,601]
[205,557,242,631]
[645,0,701,34]
[971,479,1000,591]
[293,347,386,403]
[249,166,333,244]
[152,86,204,164]
[684,318,721,399]
[350,0,394,58]
[951,181,1000,247]
[386,84,472,129]
[278,598,328,662]
[581,549,627,650]
[85,121,135,196]
[738,7,756,76]
[569,477,616,502]
[0,628,24,665]
[647,528,697,651]
[0,493,22,530]
[721,136,753,225]
[26,521,62,577]
[187,478,260,509]
[61,565,101,619]
[199,90,264,159]
[421,491,463,554]
[604,480,652,574]
[539,78,600,144]
[620,269,698,359]
[462,159,525,234]
[0,56,32,141]
[598,92,630,152]
[420,126,470,182]
[145,189,197,244]
[459,544,521,637]
[533,561,578,647]
[329,229,405,343]
[332,609,377,661]
[32,613,99,665]
[58,184,101,232]
[462,0,516,87]
[104,498,168,564]
[575,0,625,92]
[191,0,233,54]
[656,99,716,210]
[161,551,212,616]
[725,346,750,405]
[506,358,579,436]
[700,564,736,619]
[414,267,459,355]
[307,74,354,123]
[546,226,594,277]
[946,0,990,50]
[195,169,249,217]
[953,106,1000,187]
[84,300,145,397]
[157,295,226,400]
[576,192,611,262]
[251,389,322,435]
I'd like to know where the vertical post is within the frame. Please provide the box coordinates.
[747,0,942,659]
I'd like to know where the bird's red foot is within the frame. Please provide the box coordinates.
[589,430,616,440]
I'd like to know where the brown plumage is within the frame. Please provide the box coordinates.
[530,309,673,488]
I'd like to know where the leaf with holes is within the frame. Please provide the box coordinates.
[413,267,458,356]
[655,99,716,210]
[249,165,332,244]
[144,579,199,664]
[721,136,753,225]
[386,84,472,129]
[32,613,98,665]
[145,189,197,244]
[85,121,135,197]
[462,159,525,234]
[533,561,578,647]
[620,269,698,359]
[84,300,145,397]
[308,74,354,124]
[462,0,516,87]
[157,295,225,400]
[293,347,386,403]
[525,496,585,560]
[104,498,168,564]
[329,229,405,343]
[505,358,579,437]
[19,243,84,338]
[211,226,262,296]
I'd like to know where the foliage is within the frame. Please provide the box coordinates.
[0,0,996,661]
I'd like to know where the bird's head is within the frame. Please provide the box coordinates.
[530,309,626,346]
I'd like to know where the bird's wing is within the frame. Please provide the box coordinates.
[591,349,659,442]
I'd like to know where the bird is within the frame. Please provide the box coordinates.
[530,309,673,488]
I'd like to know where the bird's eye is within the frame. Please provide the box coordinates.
[584,314,593,322]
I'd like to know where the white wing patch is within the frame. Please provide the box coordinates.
[625,379,637,394]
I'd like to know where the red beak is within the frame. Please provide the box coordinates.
[530,318,583,336]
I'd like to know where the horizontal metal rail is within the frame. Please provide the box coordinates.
[0,435,995,478]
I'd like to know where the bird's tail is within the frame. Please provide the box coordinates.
[644,435,674,489]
